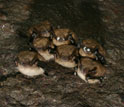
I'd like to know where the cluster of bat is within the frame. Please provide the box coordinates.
[15,20,107,84]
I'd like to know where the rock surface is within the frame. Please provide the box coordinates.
[0,0,124,106]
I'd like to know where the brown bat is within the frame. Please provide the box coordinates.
[79,39,106,64]
[33,37,55,61]
[52,28,78,46]
[27,20,54,42]
[76,57,107,84]
[15,51,46,77]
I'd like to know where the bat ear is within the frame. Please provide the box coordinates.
[68,34,76,45]
[15,61,18,66]
[77,42,81,48]
[14,57,19,65]
[48,46,56,54]
[94,51,106,64]
[29,32,37,42]
[33,62,38,66]
[74,66,78,72]
[76,39,82,49]
[68,34,72,40]
[50,26,55,39]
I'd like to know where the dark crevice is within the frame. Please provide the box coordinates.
[0,72,21,84]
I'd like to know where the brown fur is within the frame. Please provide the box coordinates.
[79,39,106,58]
[56,45,77,58]
[33,37,55,61]
[33,37,52,49]
[80,58,106,77]
[17,51,37,65]
[53,28,78,46]
[16,51,45,77]
[55,45,78,68]
[27,20,52,38]
[79,48,95,59]
[77,58,107,84]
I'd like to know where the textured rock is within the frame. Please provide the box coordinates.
[0,0,124,107]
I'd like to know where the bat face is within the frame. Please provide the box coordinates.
[52,28,78,46]
[27,20,54,42]
[79,39,106,64]
[16,51,37,65]
[55,45,78,68]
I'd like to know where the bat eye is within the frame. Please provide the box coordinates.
[83,47,91,52]
[86,48,90,52]
[56,37,65,41]
[57,37,60,41]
